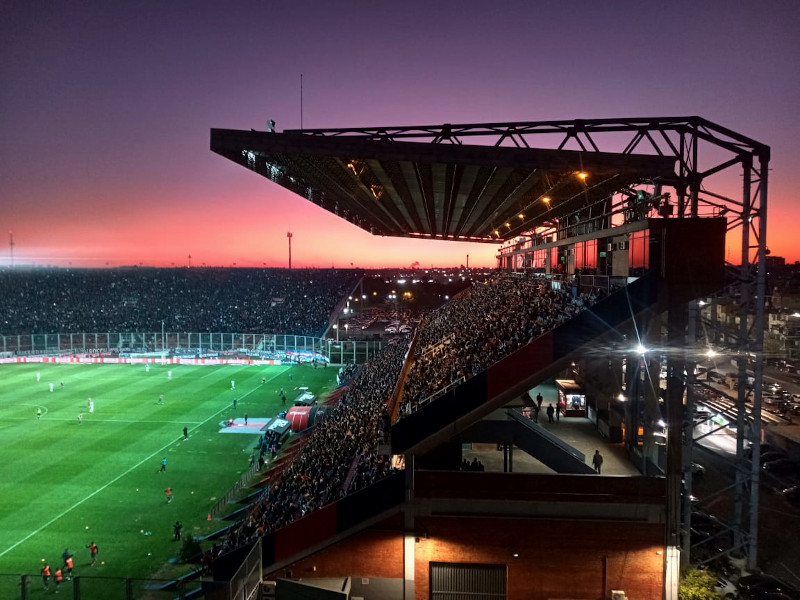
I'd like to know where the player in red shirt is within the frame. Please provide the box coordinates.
[41,563,51,589]
[165,486,173,503]
[87,542,98,566]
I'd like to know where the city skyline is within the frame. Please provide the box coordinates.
[2,1,798,268]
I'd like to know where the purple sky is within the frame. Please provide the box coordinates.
[2,1,798,268]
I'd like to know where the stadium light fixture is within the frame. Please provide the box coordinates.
[577,171,588,180]
[635,344,648,355]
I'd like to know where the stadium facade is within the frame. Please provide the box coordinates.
[207,117,771,599]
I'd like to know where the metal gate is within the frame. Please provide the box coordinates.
[430,562,506,600]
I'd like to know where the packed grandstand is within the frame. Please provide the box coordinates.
[0,267,360,336]
[1,266,602,574]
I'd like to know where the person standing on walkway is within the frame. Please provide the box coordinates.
[546,403,555,423]
[536,392,543,410]
[592,449,604,473]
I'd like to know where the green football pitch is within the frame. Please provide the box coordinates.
[0,361,339,593]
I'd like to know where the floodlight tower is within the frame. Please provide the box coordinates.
[287,232,293,269]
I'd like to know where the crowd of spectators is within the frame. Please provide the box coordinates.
[220,337,409,553]
[0,267,360,337]
[398,274,603,417]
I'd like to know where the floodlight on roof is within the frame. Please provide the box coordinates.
[635,344,648,355]
[578,171,588,180]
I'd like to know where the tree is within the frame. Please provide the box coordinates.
[678,566,717,600]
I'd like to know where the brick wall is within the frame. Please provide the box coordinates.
[268,515,664,600]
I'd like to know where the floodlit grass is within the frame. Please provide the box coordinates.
[0,361,338,595]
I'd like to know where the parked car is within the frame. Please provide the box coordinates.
[782,485,800,504]
[738,573,800,599]
[714,574,738,599]
[760,451,790,464]
[744,444,784,460]
[714,575,739,600]
[762,458,797,474]
[689,511,730,545]
[743,593,798,600]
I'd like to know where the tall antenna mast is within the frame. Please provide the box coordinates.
[287,231,293,269]
[300,73,304,129]
[9,231,13,268]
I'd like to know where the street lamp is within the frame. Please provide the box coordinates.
[333,323,339,342]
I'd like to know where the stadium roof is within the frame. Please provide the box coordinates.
[211,126,677,243]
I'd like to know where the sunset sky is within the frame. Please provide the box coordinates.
[2,1,798,269]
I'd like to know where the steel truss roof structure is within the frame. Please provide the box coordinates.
[211,116,769,572]
[210,127,675,243]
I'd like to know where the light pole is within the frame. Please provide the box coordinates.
[287,231,293,269]
[333,323,338,342]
